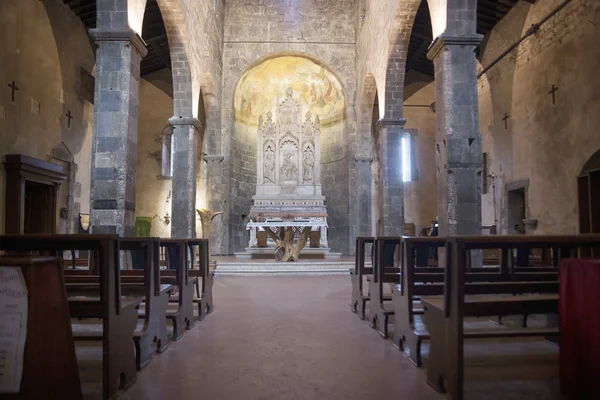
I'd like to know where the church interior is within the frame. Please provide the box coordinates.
[1,0,600,399]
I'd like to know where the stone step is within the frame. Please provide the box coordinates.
[216,270,350,276]
[215,261,353,276]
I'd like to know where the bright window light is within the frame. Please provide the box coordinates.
[402,135,411,182]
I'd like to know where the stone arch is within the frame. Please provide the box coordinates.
[154,0,195,119]
[354,73,379,239]
[383,0,423,121]
[357,73,379,155]
[128,0,149,35]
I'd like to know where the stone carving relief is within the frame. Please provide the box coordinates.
[281,151,298,181]
[255,87,321,190]
[303,146,314,183]
[264,144,275,183]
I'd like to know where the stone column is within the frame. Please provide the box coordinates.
[355,155,373,239]
[427,34,483,238]
[89,29,147,236]
[375,119,405,237]
[204,155,226,253]
[170,117,202,239]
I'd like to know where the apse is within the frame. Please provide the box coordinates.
[230,55,348,253]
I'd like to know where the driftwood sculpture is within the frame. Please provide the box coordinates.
[264,226,311,262]
[196,209,224,239]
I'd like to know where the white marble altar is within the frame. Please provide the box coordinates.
[240,88,336,259]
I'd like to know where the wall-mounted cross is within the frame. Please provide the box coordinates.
[8,80,18,102]
[548,84,558,105]
[66,110,73,129]
[502,112,510,130]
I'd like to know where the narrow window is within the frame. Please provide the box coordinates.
[402,134,412,182]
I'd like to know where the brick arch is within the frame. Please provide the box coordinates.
[154,0,196,119]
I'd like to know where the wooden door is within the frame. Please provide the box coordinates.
[24,181,54,234]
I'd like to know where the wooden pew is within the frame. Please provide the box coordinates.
[368,237,402,338]
[422,235,600,400]
[350,236,375,319]
[160,239,197,339]
[0,256,83,399]
[0,234,140,400]
[187,238,214,320]
[64,237,173,370]
[392,236,559,367]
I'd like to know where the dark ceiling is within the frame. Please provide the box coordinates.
[63,0,520,79]
[62,0,170,76]
[406,0,522,77]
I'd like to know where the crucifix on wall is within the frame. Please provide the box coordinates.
[8,80,19,102]
[65,110,73,129]
[548,84,558,106]
[502,112,510,130]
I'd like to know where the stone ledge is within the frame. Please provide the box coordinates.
[169,116,203,131]
[89,28,148,58]
[204,154,225,162]
[375,118,406,132]
[427,33,484,61]
[354,155,373,162]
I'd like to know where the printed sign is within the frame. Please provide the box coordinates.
[0,267,28,393]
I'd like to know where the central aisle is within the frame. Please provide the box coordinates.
[120,276,443,400]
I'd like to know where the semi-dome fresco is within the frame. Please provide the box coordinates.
[234,56,345,128]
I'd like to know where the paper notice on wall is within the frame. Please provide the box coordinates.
[0,267,28,393]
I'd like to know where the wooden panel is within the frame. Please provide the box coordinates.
[309,231,320,248]
[1,256,82,400]
[257,231,267,247]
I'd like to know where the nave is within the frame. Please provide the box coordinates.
[119,276,559,400]
[119,276,441,400]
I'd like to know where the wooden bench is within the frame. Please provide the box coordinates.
[159,239,197,339]
[367,237,402,338]
[64,237,173,370]
[392,236,560,366]
[422,235,600,400]
[0,256,83,399]
[187,238,214,320]
[350,236,375,319]
[0,234,140,400]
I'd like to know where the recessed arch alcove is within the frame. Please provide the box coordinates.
[229,55,349,253]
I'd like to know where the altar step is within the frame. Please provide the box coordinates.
[214,261,353,276]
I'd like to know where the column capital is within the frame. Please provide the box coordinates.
[354,155,373,163]
[169,117,203,132]
[89,28,148,58]
[427,33,484,61]
[375,118,406,133]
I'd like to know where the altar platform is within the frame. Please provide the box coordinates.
[213,256,354,276]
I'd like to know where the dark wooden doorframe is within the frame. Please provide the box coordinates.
[3,154,67,234]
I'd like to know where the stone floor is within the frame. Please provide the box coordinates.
[79,276,561,400]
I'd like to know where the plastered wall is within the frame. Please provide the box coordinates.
[0,0,95,233]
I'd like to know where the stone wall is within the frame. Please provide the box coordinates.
[403,76,437,234]
[135,73,174,238]
[478,0,600,234]
[0,0,95,233]
[222,0,356,254]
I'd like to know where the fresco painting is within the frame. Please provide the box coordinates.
[234,56,345,128]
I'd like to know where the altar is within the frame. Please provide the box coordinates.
[235,88,340,260]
